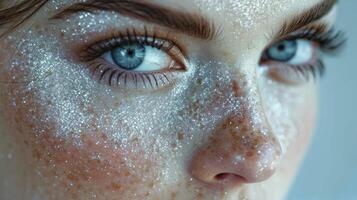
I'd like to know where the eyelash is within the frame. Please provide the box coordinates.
[290,26,346,53]
[80,28,186,89]
[267,25,346,80]
[81,25,346,89]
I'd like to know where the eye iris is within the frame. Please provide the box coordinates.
[267,40,297,62]
[111,43,146,70]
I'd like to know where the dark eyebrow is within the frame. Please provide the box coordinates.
[51,0,218,40]
[277,0,337,38]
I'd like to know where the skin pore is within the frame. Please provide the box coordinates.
[0,0,341,200]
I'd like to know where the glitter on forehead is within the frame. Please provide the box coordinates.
[194,0,291,39]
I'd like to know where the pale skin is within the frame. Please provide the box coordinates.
[0,0,337,199]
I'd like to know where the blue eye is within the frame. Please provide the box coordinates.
[111,43,146,70]
[88,32,187,89]
[261,38,317,84]
[267,40,297,62]
[102,39,176,72]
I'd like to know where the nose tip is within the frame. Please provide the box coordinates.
[189,116,282,189]
[190,143,280,188]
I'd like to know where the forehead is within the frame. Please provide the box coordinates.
[141,0,323,28]
[49,0,329,28]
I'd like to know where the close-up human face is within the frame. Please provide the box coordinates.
[0,0,346,200]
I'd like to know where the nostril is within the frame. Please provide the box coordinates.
[214,173,246,183]
[215,173,231,180]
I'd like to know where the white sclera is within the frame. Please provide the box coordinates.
[102,46,171,71]
[288,39,314,65]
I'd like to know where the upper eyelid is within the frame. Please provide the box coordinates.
[78,28,186,61]
[267,0,337,42]
[264,21,336,50]
[277,23,329,41]
[79,28,189,70]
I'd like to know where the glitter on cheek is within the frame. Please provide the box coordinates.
[0,29,172,199]
[0,13,231,197]
[258,67,317,155]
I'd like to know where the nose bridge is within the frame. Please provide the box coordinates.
[225,72,282,171]
[190,70,282,186]
[227,70,276,141]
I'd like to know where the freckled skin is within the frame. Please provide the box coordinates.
[0,0,329,199]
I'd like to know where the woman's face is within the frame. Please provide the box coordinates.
[0,0,341,199]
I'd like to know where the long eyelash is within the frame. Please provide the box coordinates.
[289,25,347,53]
[81,27,185,89]
[289,59,325,81]
[283,26,346,80]
[81,27,176,62]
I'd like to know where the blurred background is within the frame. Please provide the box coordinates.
[288,1,357,200]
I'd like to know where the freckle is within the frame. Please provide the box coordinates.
[87,106,95,114]
[131,137,139,144]
[67,173,79,182]
[100,132,108,141]
[113,101,120,107]
[147,181,155,188]
[47,100,53,106]
[32,148,41,159]
[246,151,254,157]
[75,183,82,190]
[171,143,177,149]
[23,139,29,146]
[14,116,20,124]
[123,171,131,177]
[196,191,204,199]
[231,80,241,97]
[69,192,78,199]
[111,182,122,190]
[177,132,184,141]
[196,78,203,85]
[171,191,177,199]
[33,24,40,29]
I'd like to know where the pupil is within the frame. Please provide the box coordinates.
[127,49,135,57]
[277,44,285,51]
[111,43,146,70]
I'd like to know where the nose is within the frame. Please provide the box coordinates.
[190,114,282,188]
[189,79,282,189]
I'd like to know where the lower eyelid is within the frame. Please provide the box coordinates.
[261,47,323,85]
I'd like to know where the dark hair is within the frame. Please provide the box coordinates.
[0,0,48,36]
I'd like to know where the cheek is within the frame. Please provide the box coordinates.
[261,78,318,154]
[260,78,317,191]
[0,81,163,199]
[0,33,189,199]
